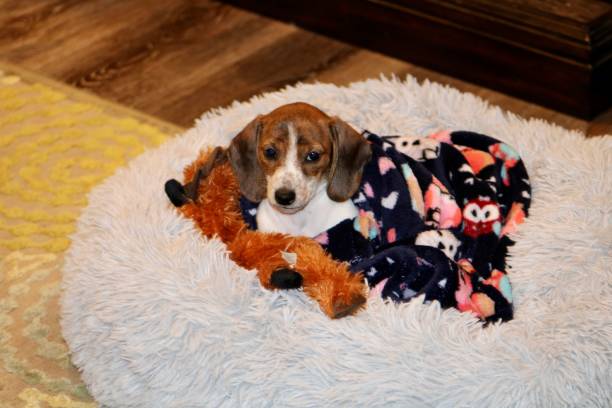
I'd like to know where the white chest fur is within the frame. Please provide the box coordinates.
[256,187,358,237]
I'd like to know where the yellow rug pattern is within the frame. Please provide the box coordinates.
[0,62,182,407]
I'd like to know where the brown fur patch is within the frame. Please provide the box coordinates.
[255,102,335,181]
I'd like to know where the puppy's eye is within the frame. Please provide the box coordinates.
[305,151,320,162]
[264,147,277,159]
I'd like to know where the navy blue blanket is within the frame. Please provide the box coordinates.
[241,130,530,321]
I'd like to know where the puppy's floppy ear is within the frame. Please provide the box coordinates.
[327,117,372,202]
[228,116,266,202]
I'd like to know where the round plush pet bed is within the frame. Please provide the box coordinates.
[61,78,611,407]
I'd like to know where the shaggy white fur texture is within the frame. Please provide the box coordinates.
[61,77,612,407]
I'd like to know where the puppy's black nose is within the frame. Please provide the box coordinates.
[274,188,296,206]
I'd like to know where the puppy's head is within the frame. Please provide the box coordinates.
[229,102,371,214]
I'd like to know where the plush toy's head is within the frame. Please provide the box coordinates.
[462,197,502,238]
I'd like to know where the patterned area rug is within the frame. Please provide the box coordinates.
[0,62,182,407]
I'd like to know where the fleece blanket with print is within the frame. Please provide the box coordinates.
[241,130,531,322]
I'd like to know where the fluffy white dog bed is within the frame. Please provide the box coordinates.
[61,77,611,407]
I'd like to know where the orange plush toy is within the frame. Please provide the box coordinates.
[165,147,367,319]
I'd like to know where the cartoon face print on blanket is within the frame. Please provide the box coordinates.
[385,135,441,161]
[242,130,530,322]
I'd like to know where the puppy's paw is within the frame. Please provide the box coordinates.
[165,179,189,207]
[270,268,303,289]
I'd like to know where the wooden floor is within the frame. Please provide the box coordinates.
[0,0,610,136]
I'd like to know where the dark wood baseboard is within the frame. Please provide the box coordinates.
[223,0,612,119]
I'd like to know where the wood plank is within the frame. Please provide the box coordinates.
[0,0,192,73]
[65,9,295,122]
[159,32,354,124]
[0,0,356,126]
[0,0,610,136]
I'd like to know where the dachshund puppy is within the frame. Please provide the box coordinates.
[229,102,371,237]
[165,102,371,295]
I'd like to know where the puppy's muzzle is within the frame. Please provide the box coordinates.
[274,188,296,206]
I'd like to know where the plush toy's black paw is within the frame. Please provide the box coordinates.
[270,268,303,289]
[165,179,189,207]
